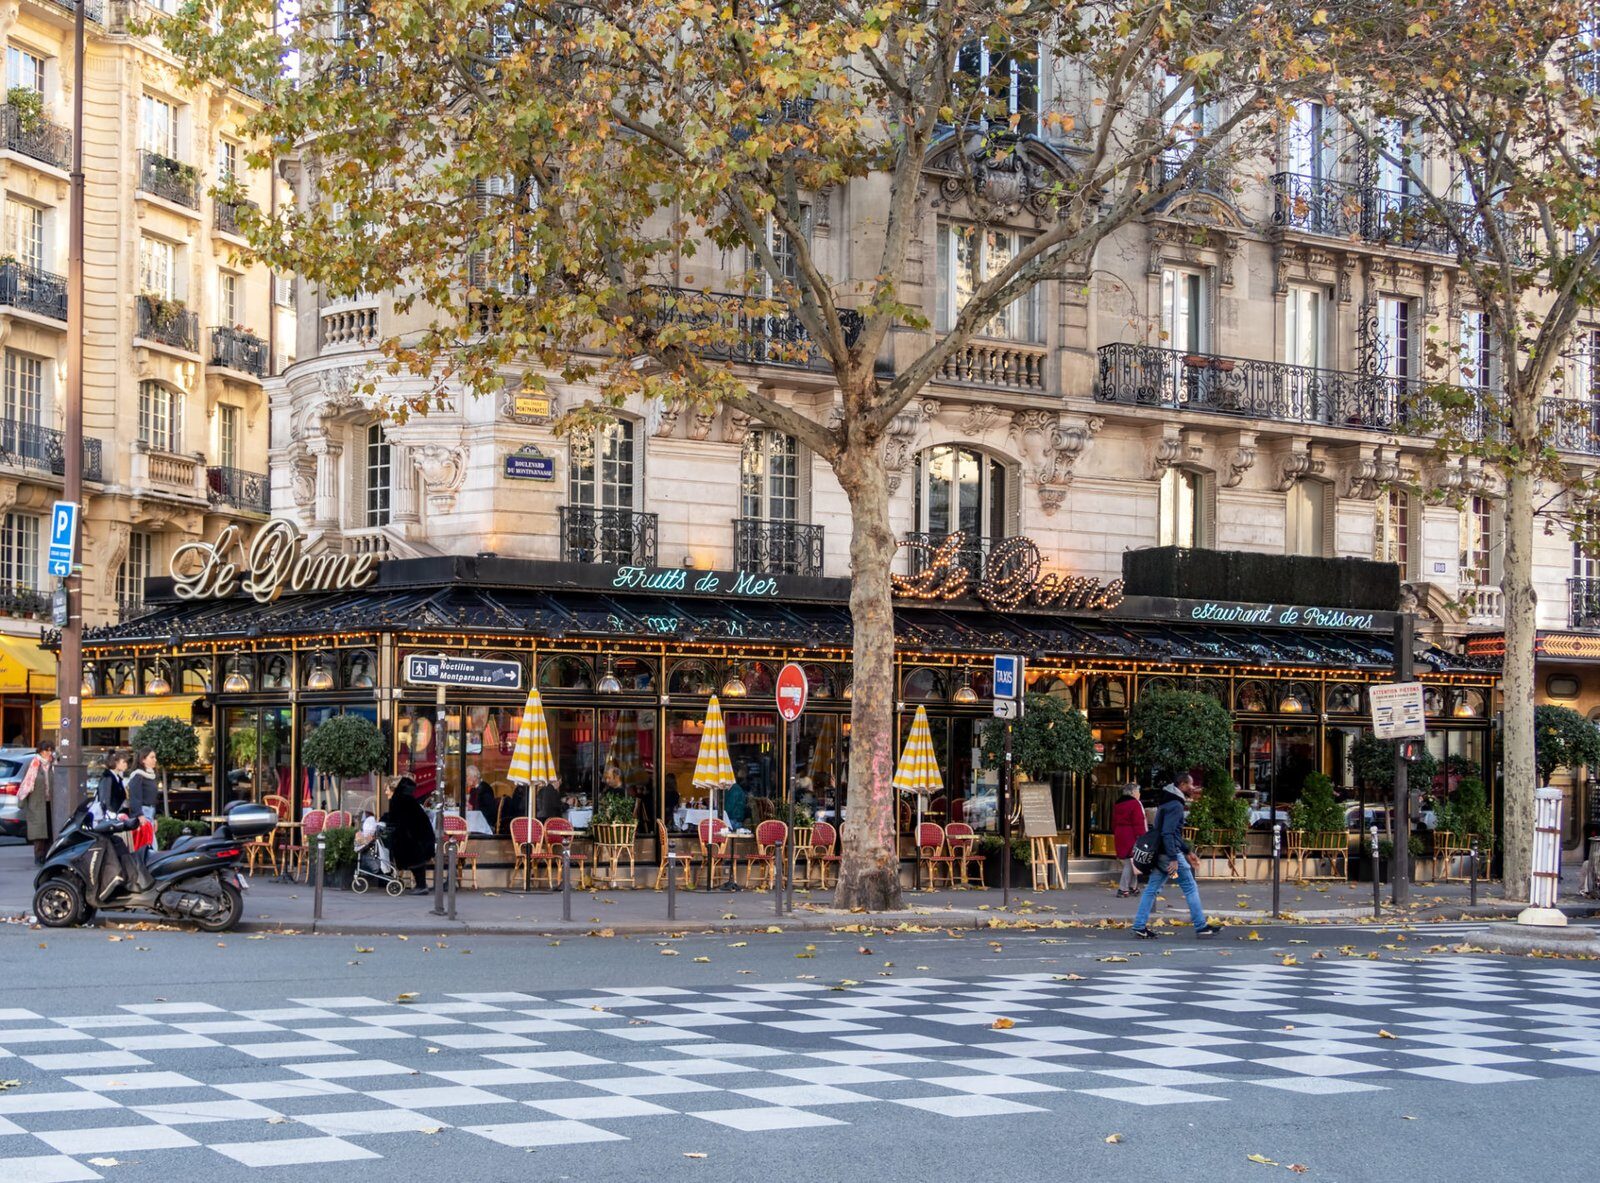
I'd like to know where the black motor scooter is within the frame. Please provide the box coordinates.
[32,800,276,932]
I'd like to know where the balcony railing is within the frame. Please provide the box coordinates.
[643,286,863,371]
[1538,396,1600,455]
[1093,342,1474,437]
[900,531,994,583]
[40,0,104,21]
[209,326,268,377]
[1569,49,1600,95]
[207,465,270,513]
[0,420,103,481]
[0,261,67,321]
[1570,577,1600,629]
[559,506,658,566]
[0,104,70,170]
[214,197,258,237]
[1272,172,1513,258]
[320,305,378,349]
[136,295,199,352]
[0,583,49,621]
[937,339,1048,392]
[1157,152,1229,196]
[1456,583,1504,627]
[138,150,200,209]
[734,518,824,577]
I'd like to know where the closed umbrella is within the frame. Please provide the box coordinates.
[692,695,737,889]
[892,704,944,836]
[507,688,557,894]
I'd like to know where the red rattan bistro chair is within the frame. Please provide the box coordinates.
[323,810,352,831]
[743,820,788,891]
[803,821,841,889]
[541,817,590,889]
[944,821,984,889]
[287,808,326,882]
[442,815,479,888]
[698,817,731,888]
[654,819,699,890]
[510,816,543,888]
[916,822,955,891]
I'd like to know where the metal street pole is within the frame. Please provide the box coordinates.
[57,0,87,814]
[1392,613,1415,907]
[1000,721,1013,909]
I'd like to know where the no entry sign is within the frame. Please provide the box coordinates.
[776,662,809,722]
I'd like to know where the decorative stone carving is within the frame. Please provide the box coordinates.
[923,129,1075,223]
[1272,440,1325,491]
[101,523,132,597]
[1219,432,1258,488]
[960,404,1005,436]
[1008,410,1103,515]
[1339,444,1401,500]
[289,452,317,511]
[724,409,753,445]
[413,445,466,513]
[882,406,927,494]
[652,404,680,439]
[688,409,716,441]
[1146,423,1205,480]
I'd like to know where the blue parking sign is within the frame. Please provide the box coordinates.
[47,500,79,578]
[992,654,1023,700]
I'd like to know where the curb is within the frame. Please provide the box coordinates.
[1465,921,1600,957]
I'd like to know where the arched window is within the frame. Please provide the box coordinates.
[364,423,391,527]
[914,445,1009,543]
[539,655,592,690]
[667,659,715,696]
[901,667,945,701]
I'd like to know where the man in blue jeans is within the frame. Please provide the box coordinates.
[1133,774,1221,939]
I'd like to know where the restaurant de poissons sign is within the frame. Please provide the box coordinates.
[171,519,379,604]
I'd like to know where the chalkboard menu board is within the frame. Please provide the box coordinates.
[1018,782,1058,839]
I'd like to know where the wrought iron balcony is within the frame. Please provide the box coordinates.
[643,286,863,372]
[0,261,67,321]
[0,583,49,621]
[136,295,199,352]
[559,506,658,566]
[0,104,70,170]
[207,465,270,513]
[209,326,268,377]
[1156,152,1228,196]
[117,597,150,623]
[734,518,824,577]
[139,150,200,209]
[1272,172,1512,258]
[900,531,993,583]
[1093,342,1473,437]
[1569,49,1600,95]
[1539,396,1600,456]
[39,0,103,20]
[1571,577,1600,630]
[0,419,103,481]
[214,197,258,237]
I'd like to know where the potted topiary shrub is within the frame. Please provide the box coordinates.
[1534,704,1600,785]
[301,713,388,813]
[318,824,358,889]
[1185,767,1251,875]
[132,716,199,816]
[1289,771,1348,878]
[1127,688,1233,783]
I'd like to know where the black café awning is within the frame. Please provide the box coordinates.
[83,585,1483,674]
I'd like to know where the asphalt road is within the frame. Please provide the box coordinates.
[2,919,1596,1182]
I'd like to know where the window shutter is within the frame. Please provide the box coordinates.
[936,224,950,332]
[468,177,490,290]
[1199,474,1217,549]
[797,441,813,525]
[1320,482,1337,558]
[1005,462,1022,536]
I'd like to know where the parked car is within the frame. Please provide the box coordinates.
[0,747,40,840]
[1346,805,1437,834]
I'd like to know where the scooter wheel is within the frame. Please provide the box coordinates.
[385,878,403,897]
[351,873,369,894]
[33,878,85,928]
[196,883,244,933]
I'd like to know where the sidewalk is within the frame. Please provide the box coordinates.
[3,841,1596,936]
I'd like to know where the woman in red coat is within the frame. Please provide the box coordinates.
[1112,783,1147,897]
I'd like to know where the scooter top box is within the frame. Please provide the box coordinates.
[219,804,278,839]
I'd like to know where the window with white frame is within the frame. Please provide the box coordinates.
[5,45,44,94]
[1574,508,1600,582]
[3,200,44,272]
[364,422,391,527]
[141,94,180,159]
[218,138,239,183]
[1571,327,1600,400]
[1460,308,1498,390]
[4,349,43,427]
[139,236,175,299]
[1376,296,1413,379]
[0,512,39,592]
[1284,286,1324,370]
[1375,116,1422,195]
[1161,72,1214,167]
[956,38,1038,134]
[138,380,183,452]
[1161,267,1206,353]
[219,271,239,326]
[1374,488,1411,573]
[218,403,239,470]
[1157,467,1208,548]
[740,429,800,524]
[569,420,636,511]
[1285,481,1331,556]
[470,174,540,294]
[116,531,153,607]
[1459,495,1495,586]
[914,444,1009,542]
[1287,101,1332,181]
[936,223,1040,342]
[753,205,811,293]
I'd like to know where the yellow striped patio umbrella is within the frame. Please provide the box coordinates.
[508,689,558,817]
[691,695,737,823]
[892,705,944,834]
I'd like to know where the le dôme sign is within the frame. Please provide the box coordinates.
[170,519,378,605]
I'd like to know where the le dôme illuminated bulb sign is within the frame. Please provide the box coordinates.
[170,519,379,605]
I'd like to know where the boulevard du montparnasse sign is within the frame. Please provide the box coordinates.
[171,519,379,605]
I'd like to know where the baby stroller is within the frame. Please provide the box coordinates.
[351,823,406,896]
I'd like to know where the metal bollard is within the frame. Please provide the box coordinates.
[446,843,458,922]
[666,850,677,921]
[1469,840,1479,907]
[1271,822,1282,920]
[431,812,446,917]
[313,834,326,923]
[1370,824,1381,919]
[774,839,785,917]
[561,842,572,923]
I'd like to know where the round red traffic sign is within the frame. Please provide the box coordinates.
[775,662,808,722]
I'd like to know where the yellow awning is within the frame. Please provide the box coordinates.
[42,695,201,731]
[0,635,56,695]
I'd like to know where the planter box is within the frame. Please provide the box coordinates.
[982,850,1032,888]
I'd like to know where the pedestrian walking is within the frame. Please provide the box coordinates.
[1112,783,1146,897]
[1131,772,1221,939]
[18,740,57,863]
[126,749,161,821]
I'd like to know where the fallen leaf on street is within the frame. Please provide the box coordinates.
[87,1158,121,1166]
[426,1047,440,1054]
[991,1017,1015,1030]
[1378,1030,1397,1039]
[661,949,679,956]
[396,935,409,941]
[0,1080,21,1091]
[1246,1154,1279,1166]
[1288,1166,1309,1174]
[766,925,781,933]
[355,946,374,953]
[420,1126,444,1135]
[1245,930,1262,941]
[858,946,873,955]
[1098,956,1128,963]
[1053,973,1086,981]
[1105,1133,1123,1144]
[684,1152,708,1159]
[395,992,418,1003]
[693,957,711,963]
[1280,955,1300,966]
[267,1116,289,1124]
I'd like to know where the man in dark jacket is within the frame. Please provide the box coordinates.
[1131,773,1220,939]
